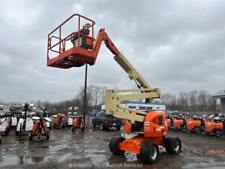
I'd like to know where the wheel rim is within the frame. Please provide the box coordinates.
[149,146,157,160]
[173,140,180,152]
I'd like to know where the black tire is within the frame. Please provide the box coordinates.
[116,126,121,130]
[215,130,222,137]
[0,138,1,144]
[165,137,182,154]
[109,137,125,156]
[46,135,50,140]
[15,130,19,136]
[93,123,96,129]
[140,141,159,164]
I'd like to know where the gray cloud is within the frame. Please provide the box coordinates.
[0,0,225,102]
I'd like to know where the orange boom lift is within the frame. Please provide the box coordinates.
[47,14,182,163]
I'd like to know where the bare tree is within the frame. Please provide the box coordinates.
[161,93,177,110]
[189,90,198,111]
[76,86,93,113]
[177,92,189,111]
[89,85,106,110]
[198,90,209,111]
[162,90,214,113]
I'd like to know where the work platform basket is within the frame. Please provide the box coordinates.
[47,14,96,68]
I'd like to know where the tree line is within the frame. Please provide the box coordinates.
[36,85,106,114]
[38,89,218,114]
[161,90,217,112]
[1,88,219,114]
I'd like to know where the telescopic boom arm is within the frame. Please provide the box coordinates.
[93,29,152,89]
[92,29,160,123]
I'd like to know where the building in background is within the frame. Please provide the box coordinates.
[123,101,166,111]
[213,90,225,113]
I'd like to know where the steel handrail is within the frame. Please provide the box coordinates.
[47,14,95,60]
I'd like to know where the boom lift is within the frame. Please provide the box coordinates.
[47,14,181,163]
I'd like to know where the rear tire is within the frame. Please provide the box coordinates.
[165,137,182,154]
[140,141,159,164]
[109,137,125,156]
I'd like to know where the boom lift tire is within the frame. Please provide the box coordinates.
[109,137,125,156]
[139,141,159,164]
[165,137,182,154]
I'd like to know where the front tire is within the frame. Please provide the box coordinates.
[165,137,182,154]
[140,141,159,164]
[109,137,125,156]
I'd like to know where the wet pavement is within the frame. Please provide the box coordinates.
[0,128,225,169]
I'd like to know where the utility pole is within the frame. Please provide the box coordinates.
[82,63,88,131]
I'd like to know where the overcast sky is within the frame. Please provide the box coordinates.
[0,0,225,102]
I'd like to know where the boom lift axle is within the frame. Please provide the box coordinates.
[47,14,181,163]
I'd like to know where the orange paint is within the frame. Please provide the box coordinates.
[186,118,201,131]
[173,118,184,129]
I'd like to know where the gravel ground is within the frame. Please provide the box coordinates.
[0,128,225,169]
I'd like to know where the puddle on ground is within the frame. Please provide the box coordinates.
[0,155,47,167]
[1,129,225,169]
